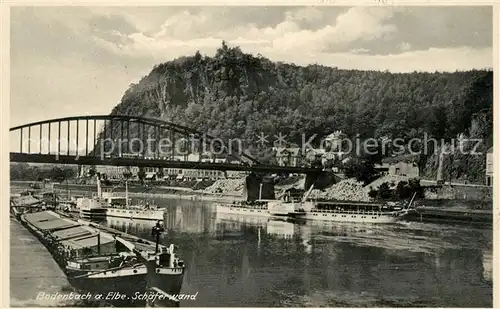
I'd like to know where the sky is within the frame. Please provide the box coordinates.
[10,6,493,129]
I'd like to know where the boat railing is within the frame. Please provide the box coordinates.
[310,208,387,216]
[223,203,267,210]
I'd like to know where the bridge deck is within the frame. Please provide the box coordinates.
[10,153,322,174]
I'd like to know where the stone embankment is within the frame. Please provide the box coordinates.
[307,175,412,202]
[366,175,411,191]
[203,178,246,196]
[308,178,371,202]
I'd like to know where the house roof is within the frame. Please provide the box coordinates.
[305,148,326,155]
[487,146,493,153]
[214,154,228,159]
[324,131,346,140]
[275,147,301,156]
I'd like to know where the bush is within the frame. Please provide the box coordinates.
[396,178,425,199]
[368,188,378,199]
[378,182,392,199]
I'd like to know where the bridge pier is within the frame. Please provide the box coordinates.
[305,171,339,191]
[242,171,340,201]
[243,173,276,201]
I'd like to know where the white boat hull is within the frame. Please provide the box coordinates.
[302,210,408,224]
[267,200,303,216]
[79,198,108,219]
[105,208,165,221]
[216,205,270,217]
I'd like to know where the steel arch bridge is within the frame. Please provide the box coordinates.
[9,115,323,175]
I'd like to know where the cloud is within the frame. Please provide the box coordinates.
[10,6,493,128]
[399,42,411,51]
[88,6,491,73]
[269,46,492,73]
[95,7,398,56]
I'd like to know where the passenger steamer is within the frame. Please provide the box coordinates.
[78,177,108,220]
[215,187,304,217]
[298,186,416,224]
[299,200,410,223]
[79,177,165,221]
[104,180,165,221]
[217,184,415,224]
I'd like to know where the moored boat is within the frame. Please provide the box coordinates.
[103,180,165,221]
[267,190,307,217]
[216,200,270,217]
[102,190,130,206]
[297,189,417,224]
[18,210,150,306]
[79,198,108,220]
[106,204,165,221]
[216,194,306,218]
[101,222,186,306]
[79,177,109,220]
[299,200,409,223]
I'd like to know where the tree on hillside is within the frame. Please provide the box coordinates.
[137,167,146,185]
[104,43,492,183]
[343,158,379,185]
[51,166,66,182]
[377,182,392,199]
[123,170,133,179]
[157,168,165,179]
[396,178,425,199]
[88,167,96,178]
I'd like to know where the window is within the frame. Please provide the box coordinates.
[395,168,400,175]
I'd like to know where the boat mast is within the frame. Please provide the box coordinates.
[97,232,101,255]
[152,221,164,254]
[125,179,129,208]
[407,192,417,209]
[66,173,69,199]
[96,175,102,199]
[302,184,315,202]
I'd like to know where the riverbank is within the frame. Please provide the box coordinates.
[10,185,243,204]
[10,179,492,227]
[406,206,492,226]
[10,218,79,307]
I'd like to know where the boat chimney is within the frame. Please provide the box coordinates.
[97,232,101,254]
[436,148,445,184]
[169,244,175,267]
[259,183,263,201]
[152,221,164,254]
[96,175,102,199]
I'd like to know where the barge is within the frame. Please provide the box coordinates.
[17,210,185,307]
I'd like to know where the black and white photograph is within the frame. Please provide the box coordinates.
[6,4,495,308]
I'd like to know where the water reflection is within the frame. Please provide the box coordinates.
[104,198,492,307]
[482,247,492,283]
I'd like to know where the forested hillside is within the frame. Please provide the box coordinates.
[107,42,493,182]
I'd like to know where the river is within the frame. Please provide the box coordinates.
[99,197,492,307]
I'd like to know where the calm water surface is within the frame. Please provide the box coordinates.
[103,197,492,307]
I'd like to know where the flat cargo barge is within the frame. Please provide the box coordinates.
[15,210,185,307]
[406,206,492,225]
